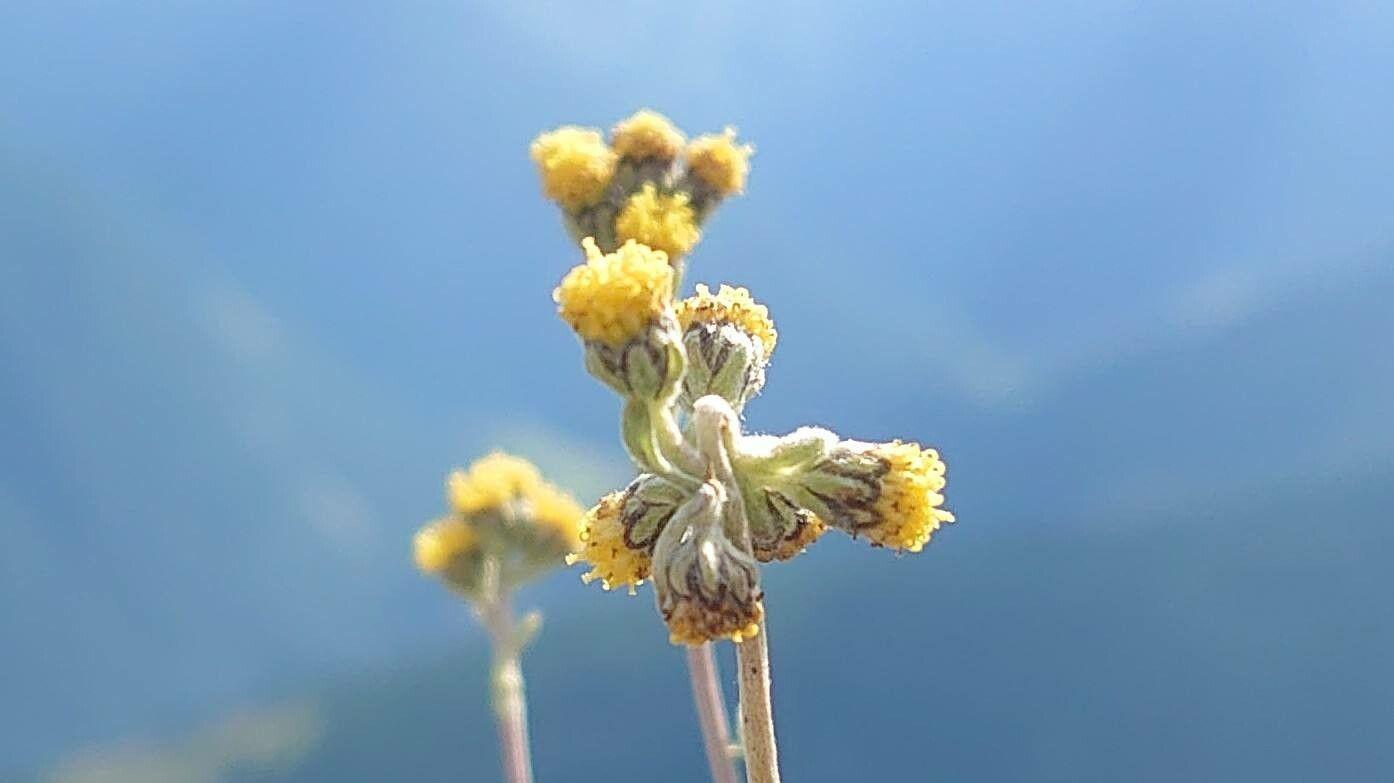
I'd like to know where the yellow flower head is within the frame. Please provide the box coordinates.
[413,517,476,574]
[866,441,954,553]
[447,452,542,515]
[677,284,778,358]
[529,126,617,210]
[685,128,753,196]
[615,183,701,258]
[572,491,652,592]
[570,474,685,593]
[525,482,586,550]
[611,109,685,161]
[554,238,674,346]
[443,452,584,551]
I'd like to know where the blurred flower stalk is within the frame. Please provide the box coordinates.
[413,454,584,783]
[535,111,955,783]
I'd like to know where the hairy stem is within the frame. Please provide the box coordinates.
[477,559,536,783]
[649,398,705,478]
[686,644,741,783]
[736,620,780,783]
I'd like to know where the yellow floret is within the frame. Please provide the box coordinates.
[554,238,674,346]
[866,442,954,553]
[611,109,685,161]
[571,492,652,593]
[529,126,617,210]
[614,184,701,258]
[676,283,777,357]
[413,517,476,574]
[685,128,753,196]
[447,452,543,515]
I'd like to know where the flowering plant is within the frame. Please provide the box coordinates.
[536,110,955,782]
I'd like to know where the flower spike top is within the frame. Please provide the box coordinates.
[554,238,674,347]
[414,452,584,598]
[531,110,750,261]
[540,110,953,647]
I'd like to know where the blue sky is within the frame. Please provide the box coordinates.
[3,1,1394,776]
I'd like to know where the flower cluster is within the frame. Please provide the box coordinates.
[531,110,753,264]
[542,112,954,646]
[414,452,583,599]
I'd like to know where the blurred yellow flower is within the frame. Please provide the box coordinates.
[447,452,543,515]
[413,517,476,574]
[611,109,685,161]
[530,126,617,210]
[526,482,585,550]
[615,184,701,258]
[685,128,752,196]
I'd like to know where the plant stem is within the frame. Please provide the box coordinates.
[736,618,780,783]
[686,644,741,783]
[480,594,535,783]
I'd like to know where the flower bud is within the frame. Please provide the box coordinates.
[744,485,828,563]
[786,439,954,553]
[652,480,763,645]
[571,474,688,593]
[676,284,777,410]
[555,238,685,400]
